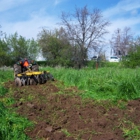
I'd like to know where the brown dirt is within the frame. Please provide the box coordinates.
[4,80,140,140]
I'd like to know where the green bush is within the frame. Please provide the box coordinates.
[0,87,8,96]
[122,45,140,68]
[118,81,138,100]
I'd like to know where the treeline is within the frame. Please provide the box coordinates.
[0,32,39,66]
[1,6,140,68]
[0,6,109,68]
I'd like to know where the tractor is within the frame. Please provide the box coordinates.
[13,58,54,86]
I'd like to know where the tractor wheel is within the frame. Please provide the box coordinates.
[32,64,39,71]
[15,77,22,86]
[13,64,22,74]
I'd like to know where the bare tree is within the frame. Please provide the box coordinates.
[110,27,133,57]
[61,5,110,68]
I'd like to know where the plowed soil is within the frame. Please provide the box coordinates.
[4,80,140,140]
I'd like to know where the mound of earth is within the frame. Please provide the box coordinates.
[4,80,140,140]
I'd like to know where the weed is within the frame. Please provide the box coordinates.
[61,129,71,137]
[0,87,8,96]
[122,126,140,140]
[118,101,127,110]
[117,119,140,140]
[0,102,33,140]
[27,94,34,101]
[0,70,33,140]
[118,81,138,100]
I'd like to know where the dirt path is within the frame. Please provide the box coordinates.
[4,80,140,140]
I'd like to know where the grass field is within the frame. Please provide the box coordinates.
[42,66,140,100]
[0,66,140,139]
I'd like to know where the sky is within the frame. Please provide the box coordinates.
[0,0,140,58]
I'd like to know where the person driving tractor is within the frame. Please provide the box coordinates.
[16,57,37,72]
[19,58,30,72]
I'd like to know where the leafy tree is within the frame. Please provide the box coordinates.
[122,37,140,68]
[0,25,39,66]
[0,25,10,66]
[5,32,39,64]
[38,27,73,66]
[0,39,10,66]
[60,5,110,68]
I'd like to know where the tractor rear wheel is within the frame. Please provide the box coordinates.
[32,64,39,71]
[13,64,22,78]
[14,64,22,74]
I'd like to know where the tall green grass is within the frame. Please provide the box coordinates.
[0,69,13,96]
[42,66,140,100]
[1,67,140,139]
[0,102,32,140]
[0,69,32,140]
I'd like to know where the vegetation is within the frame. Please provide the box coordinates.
[61,6,110,68]
[42,66,140,100]
[0,65,140,139]
[37,28,73,67]
[0,70,33,140]
[122,43,140,68]
[1,5,111,68]
[0,32,39,66]
[0,4,140,139]
[1,6,140,68]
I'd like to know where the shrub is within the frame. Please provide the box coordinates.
[122,45,140,68]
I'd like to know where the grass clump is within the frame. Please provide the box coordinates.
[0,102,32,140]
[0,102,33,140]
[0,69,33,140]
[122,123,140,140]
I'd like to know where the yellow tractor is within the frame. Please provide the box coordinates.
[13,61,54,86]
